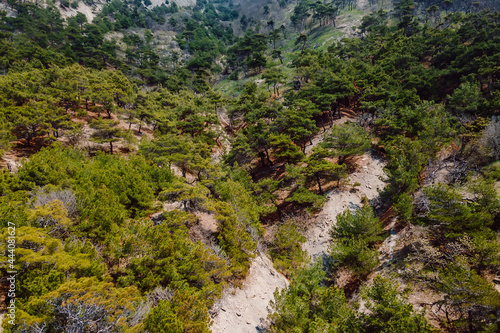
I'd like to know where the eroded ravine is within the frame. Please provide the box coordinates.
[303,153,386,259]
[210,152,386,332]
[210,254,288,332]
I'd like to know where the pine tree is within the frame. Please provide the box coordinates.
[89,119,123,154]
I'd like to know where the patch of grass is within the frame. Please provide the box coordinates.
[308,25,344,50]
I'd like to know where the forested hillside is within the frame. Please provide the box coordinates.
[0,0,499,331]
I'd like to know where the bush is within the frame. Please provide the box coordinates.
[483,161,500,180]
[362,276,433,332]
[322,122,371,165]
[331,204,383,245]
[393,193,413,225]
[228,71,239,81]
[269,263,360,332]
[285,187,326,213]
[330,238,379,277]
[76,109,87,117]
[423,182,496,238]
[435,258,500,332]
[269,221,307,275]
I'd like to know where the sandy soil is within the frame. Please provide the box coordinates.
[195,211,218,233]
[357,0,368,11]
[58,1,104,22]
[59,0,195,23]
[0,152,22,173]
[211,153,386,333]
[150,0,195,7]
[377,218,398,266]
[303,152,386,259]
[211,254,289,333]
[0,1,16,17]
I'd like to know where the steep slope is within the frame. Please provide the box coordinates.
[211,254,288,333]
[303,152,386,259]
[211,152,386,333]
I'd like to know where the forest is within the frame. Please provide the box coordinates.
[0,0,499,331]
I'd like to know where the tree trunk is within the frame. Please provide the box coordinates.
[264,147,273,165]
[316,173,323,194]
[320,117,326,132]
[259,151,266,166]
[339,155,346,165]
[271,198,282,219]
[467,309,473,333]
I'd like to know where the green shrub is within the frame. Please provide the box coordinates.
[394,193,413,224]
[270,221,307,275]
[331,204,383,245]
[330,238,379,277]
[483,161,500,180]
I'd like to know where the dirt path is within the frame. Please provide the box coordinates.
[303,152,386,260]
[210,254,288,333]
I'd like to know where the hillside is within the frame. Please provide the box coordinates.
[0,0,499,332]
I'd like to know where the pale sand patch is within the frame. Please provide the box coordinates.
[149,0,195,7]
[195,211,218,233]
[211,254,288,333]
[58,1,104,22]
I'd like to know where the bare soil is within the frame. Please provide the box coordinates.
[211,254,288,333]
[58,0,104,22]
[211,152,386,332]
[303,152,387,259]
